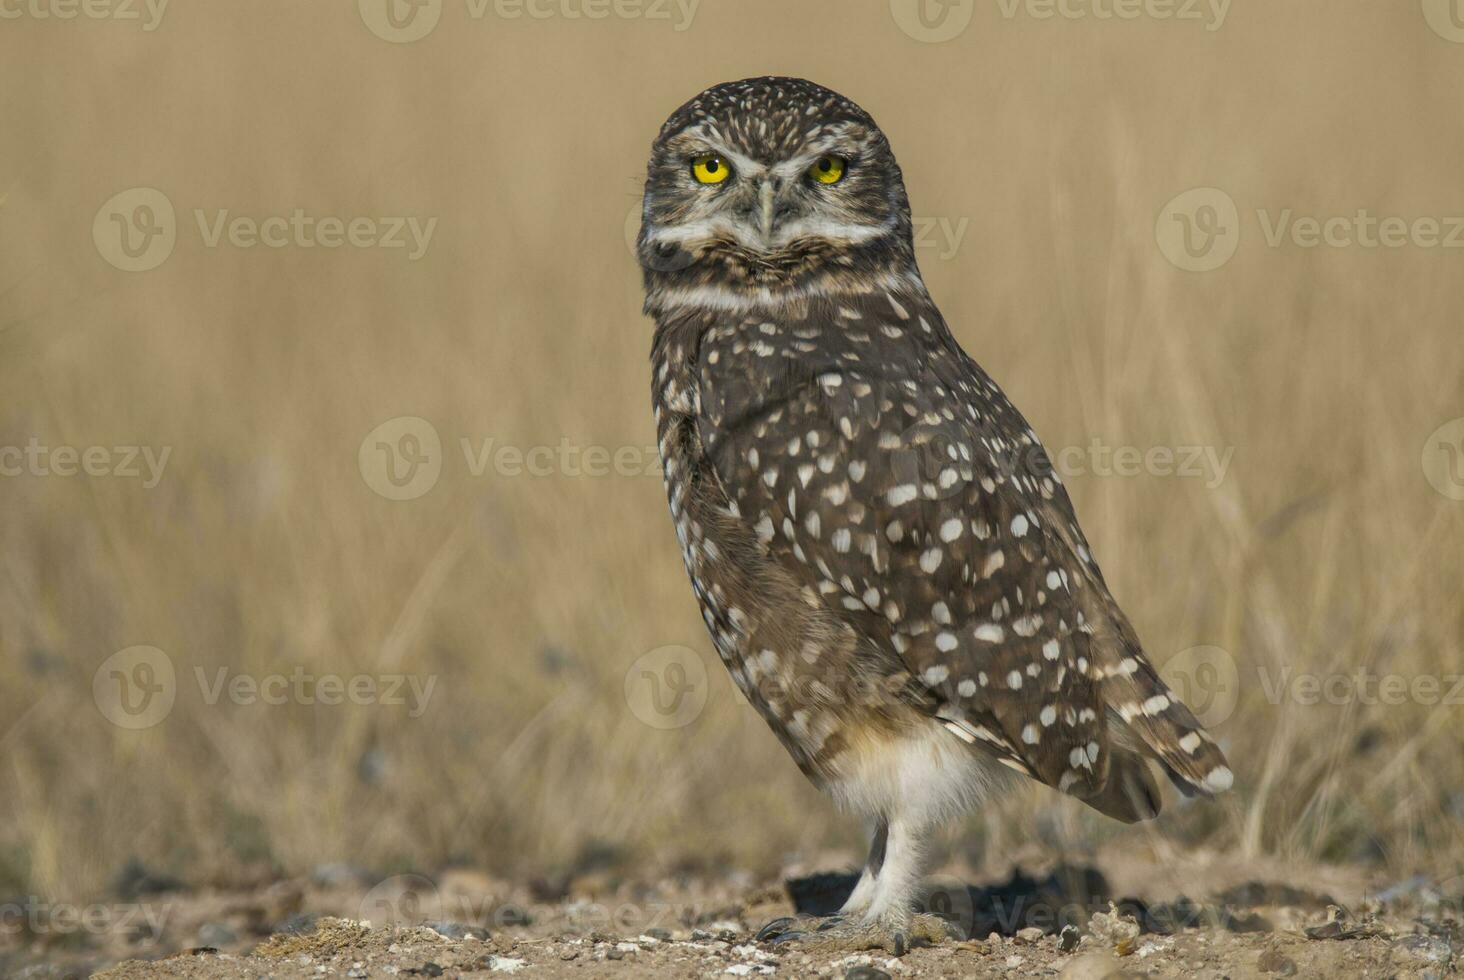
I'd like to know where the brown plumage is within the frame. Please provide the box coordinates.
[640,77,1232,948]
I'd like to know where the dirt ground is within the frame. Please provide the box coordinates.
[5,855,1458,979]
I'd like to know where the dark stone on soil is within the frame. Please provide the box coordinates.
[1258,949,1297,974]
[1217,882,1335,910]
[112,858,185,900]
[845,967,892,980]
[425,921,490,940]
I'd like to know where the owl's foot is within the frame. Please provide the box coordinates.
[755,912,946,957]
[753,913,845,943]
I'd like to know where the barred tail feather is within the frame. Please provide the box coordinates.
[1105,658,1233,798]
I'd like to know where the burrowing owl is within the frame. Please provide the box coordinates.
[639,77,1232,952]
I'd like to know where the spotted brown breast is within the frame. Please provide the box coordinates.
[651,283,1232,810]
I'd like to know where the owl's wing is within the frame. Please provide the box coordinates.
[696,292,1231,806]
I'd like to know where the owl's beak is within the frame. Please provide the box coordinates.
[757,179,777,241]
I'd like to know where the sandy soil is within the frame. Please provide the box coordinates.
[5,856,1458,979]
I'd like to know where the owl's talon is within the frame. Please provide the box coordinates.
[754,916,805,942]
[758,913,942,957]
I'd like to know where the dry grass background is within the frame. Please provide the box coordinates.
[1,0,1462,905]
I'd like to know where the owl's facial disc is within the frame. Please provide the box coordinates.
[639,78,918,295]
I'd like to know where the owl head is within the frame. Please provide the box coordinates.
[638,77,918,298]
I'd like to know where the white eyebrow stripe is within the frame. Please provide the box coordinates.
[773,216,895,245]
[644,215,895,253]
[645,219,748,246]
[769,145,849,179]
[647,269,926,315]
[770,157,816,179]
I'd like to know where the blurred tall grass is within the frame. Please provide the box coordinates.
[1,0,1462,901]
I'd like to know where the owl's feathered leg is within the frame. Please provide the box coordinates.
[841,812,947,954]
[760,813,944,956]
[855,814,924,931]
[837,819,888,918]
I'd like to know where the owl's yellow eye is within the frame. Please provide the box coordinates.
[809,155,847,185]
[690,154,731,185]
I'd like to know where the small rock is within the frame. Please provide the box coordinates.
[1396,934,1453,965]
[844,966,892,980]
[488,957,527,973]
[1016,926,1045,943]
[1257,949,1297,975]
[112,858,185,900]
[645,927,673,941]
[425,920,490,941]
[1304,905,1362,940]
[1059,952,1131,979]
[1088,906,1141,948]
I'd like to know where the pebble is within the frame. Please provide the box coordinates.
[1257,948,1297,975]
[844,967,892,980]
[1059,952,1133,979]
[425,921,490,941]
[1396,934,1453,965]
